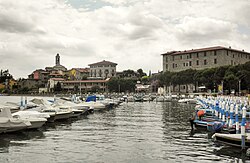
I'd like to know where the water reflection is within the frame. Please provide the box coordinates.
[0,130,45,153]
[214,146,250,162]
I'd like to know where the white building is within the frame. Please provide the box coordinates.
[89,60,117,79]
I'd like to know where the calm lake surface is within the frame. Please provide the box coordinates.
[0,96,249,163]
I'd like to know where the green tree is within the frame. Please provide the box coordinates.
[137,68,147,78]
[54,82,62,93]
[223,71,238,94]
[107,78,136,93]
[91,85,100,92]
[141,76,149,84]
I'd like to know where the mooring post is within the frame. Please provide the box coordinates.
[235,104,239,134]
[222,101,225,123]
[241,106,246,150]
[24,96,27,109]
[229,103,234,128]
[20,96,24,108]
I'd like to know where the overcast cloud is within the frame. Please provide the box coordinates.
[0,0,250,78]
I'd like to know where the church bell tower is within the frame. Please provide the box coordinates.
[56,53,60,66]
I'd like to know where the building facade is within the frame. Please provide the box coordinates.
[62,78,109,92]
[89,60,117,79]
[68,68,90,80]
[162,46,250,72]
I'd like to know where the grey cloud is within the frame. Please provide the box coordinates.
[0,14,35,33]
[126,12,163,40]
[175,17,235,44]
[128,26,156,40]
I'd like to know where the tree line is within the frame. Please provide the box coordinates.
[152,61,250,94]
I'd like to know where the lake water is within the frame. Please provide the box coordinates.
[0,96,249,162]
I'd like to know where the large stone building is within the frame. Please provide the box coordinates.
[162,46,250,72]
[89,60,117,79]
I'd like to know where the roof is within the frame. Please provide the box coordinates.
[161,46,250,56]
[88,60,117,66]
[50,78,65,81]
[71,68,90,73]
[63,79,108,83]
[49,73,63,76]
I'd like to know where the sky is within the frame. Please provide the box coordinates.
[1,0,250,78]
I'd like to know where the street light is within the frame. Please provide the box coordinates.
[239,80,241,96]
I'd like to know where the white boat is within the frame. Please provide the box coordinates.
[154,96,165,102]
[55,98,92,116]
[12,110,49,129]
[29,98,72,122]
[81,101,106,111]
[212,133,250,148]
[178,98,197,104]
[0,107,31,133]
[127,96,134,102]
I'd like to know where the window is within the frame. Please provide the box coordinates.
[186,63,188,66]
[214,58,217,64]
[196,60,199,65]
[204,52,207,57]
[180,55,182,59]
[227,51,229,56]
[214,51,217,56]
[231,60,233,65]
[197,53,199,58]
[189,53,192,59]
[189,61,192,66]
[204,60,207,65]
[166,64,168,69]
[166,57,168,62]
[173,63,175,68]
[172,56,175,61]
[233,54,234,58]
[175,64,177,68]
[183,63,185,67]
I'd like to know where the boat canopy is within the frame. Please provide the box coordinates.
[86,95,96,102]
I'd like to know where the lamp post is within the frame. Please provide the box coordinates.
[239,80,241,96]
[221,80,223,95]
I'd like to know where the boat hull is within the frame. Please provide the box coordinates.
[213,133,250,148]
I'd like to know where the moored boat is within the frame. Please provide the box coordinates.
[0,107,31,133]
[212,133,250,148]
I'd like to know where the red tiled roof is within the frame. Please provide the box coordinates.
[88,60,117,66]
[161,46,250,55]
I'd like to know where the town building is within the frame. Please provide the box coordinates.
[29,53,67,81]
[62,78,110,93]
[25,53,68,93]
[47,78,65,92]
[162,46,250,72]
[68,68,90,80]
[89,60,117,79]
